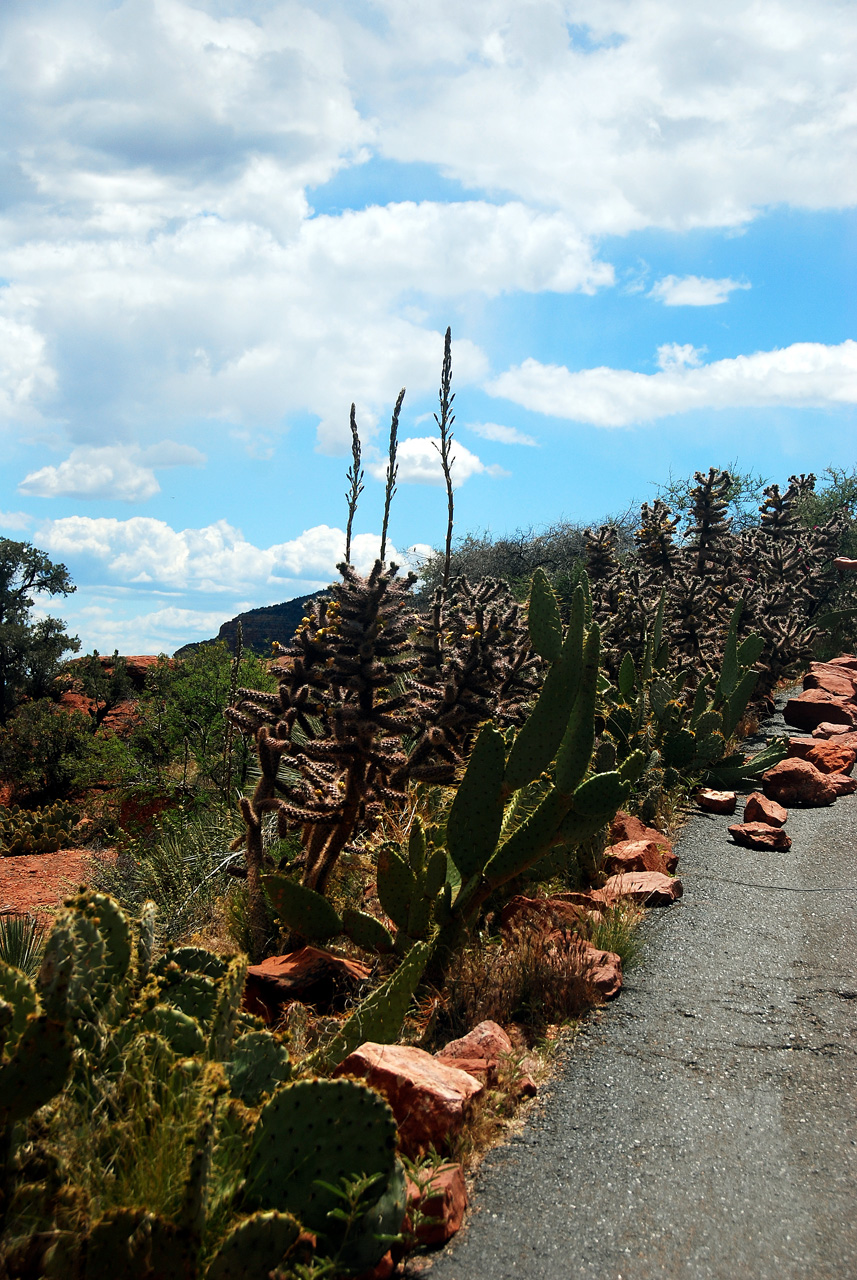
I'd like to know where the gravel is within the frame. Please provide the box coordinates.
[423,696,857,1279]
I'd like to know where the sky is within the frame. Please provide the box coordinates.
[1,0,855,655]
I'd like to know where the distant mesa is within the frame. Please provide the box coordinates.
[174,591,326,658]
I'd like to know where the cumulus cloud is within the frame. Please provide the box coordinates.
[468,421,538,446]
[36,515,405,594]
[367,436,504,486]
[649,275,751,306]
[488,340,857,427]
[19,442,205,501]
[0,314,56,422]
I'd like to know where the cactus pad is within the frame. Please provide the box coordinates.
[341,908,395,956]
[204,1211,301,1280]
[262,874,343,941]
[246,1078,399,1238]
[527,567,563,663]
[225,1031,291,1106]
[446,724,506,878]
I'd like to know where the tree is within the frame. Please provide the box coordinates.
[0,539,79,723]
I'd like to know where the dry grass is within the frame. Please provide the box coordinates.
[435,923,599,1046]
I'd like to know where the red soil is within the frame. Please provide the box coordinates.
[0,848,115,916]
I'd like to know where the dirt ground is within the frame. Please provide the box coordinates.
[0,848,114,916]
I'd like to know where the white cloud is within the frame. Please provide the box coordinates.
[367,436,503,487]
[36,515,406,594]
[18,442,206,501]
[72,604,230,655]
[468,421,538,446]
[0,315,56,422]
[366,1,857,232]
[656,343,705,370]
[0,511,33,531]
[488,339,857,427]
[650,275,751,306]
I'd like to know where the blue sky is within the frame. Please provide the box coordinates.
[1,0,855,653]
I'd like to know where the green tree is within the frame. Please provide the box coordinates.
[0,539,79,723]
[129,644,276,798]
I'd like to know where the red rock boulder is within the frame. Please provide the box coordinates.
[783,689,856,731]
[762,758,837,807]
[695,788,738,815]
[434,1020,537,1097]
[244,947,371,1020]
[811,722,856,739]
[786,738,816,760]
[827,772,857,797]
[578,939,623,1000]
[601,871,683,907]
[728,821,792,851]
[804,741,857,775]
[403,1163,467,1247]
[608,813,677,872]
[334,1043,483,1157]
[803,666,857,699]
[603,839,673,876]
[499,895,593,935]
[825,654,857,670]
[743,792,787,827]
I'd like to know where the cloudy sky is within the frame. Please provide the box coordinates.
[1,0,855,654]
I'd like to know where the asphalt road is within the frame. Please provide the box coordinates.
[424,703,857,1280]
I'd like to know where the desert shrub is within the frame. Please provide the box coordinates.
[0,911,46,978]
[91,808,245,944]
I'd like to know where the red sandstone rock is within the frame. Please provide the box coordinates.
[787,738,816,760]
[803,665,857,699]
[603,839,673,875]
[825,654,857,671]
[437,1020,513,1064]
[833,557,857,572]
[404,1163,468,1247]
[335,1043,483,1157]
[783,689,856,731]
[762,758,837,807]
[99,698,141,737]
[58,691,96,716]
[827,772,857,797]
[695,788,738,815]
[434,1023,534,1099]
[578,938,623,1000]
[608,813,677,871]
[728,821,792,851]
[743,792,788,827]
[805,741,857,775]
[244,947,371,1020]
[811,722,855,738]
[600,871,683,906]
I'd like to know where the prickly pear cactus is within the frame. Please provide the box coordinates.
[0,802,77,856]
[245,1078,406,1274]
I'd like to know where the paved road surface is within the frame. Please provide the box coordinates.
[425,708,857,1279]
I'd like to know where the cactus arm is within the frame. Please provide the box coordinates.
[503,586,584,793]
